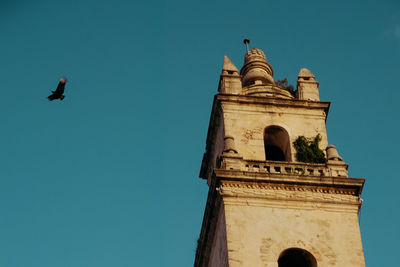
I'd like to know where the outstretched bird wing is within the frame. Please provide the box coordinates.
[47,93,57,101]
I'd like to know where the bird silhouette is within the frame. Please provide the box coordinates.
[47,77,67,101]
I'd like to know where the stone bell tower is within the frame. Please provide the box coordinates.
[194,43,365,267]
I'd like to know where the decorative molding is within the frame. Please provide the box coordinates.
[221,181,356,195]
[219,180,361,209]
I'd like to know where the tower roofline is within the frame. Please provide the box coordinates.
[216,93,330,115]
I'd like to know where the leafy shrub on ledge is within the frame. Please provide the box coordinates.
[293,134,325,163]
[275,78,296,97]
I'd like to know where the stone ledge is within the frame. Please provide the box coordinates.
[214,169,365,197]
[217,93,330,115]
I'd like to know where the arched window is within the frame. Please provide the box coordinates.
[264,126,291,161]
[278,248,317,267]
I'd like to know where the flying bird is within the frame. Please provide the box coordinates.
[47,77,67,101]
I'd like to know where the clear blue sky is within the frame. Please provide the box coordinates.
[1,0,399,266]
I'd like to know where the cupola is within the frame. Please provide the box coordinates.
[240,48,274,86]
[239,47,293,99]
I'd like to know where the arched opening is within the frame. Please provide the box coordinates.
[278,248,317,267]
[264,126,291,161]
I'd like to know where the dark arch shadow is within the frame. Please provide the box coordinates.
[264,126,291,161]
[278,248,317,267]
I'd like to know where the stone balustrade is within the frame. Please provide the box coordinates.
[221,155,348,177]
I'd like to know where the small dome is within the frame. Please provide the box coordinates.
[298,68,315,78]
[240,48,274,87]
[239,48,293,99]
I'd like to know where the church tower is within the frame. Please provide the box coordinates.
[194,42,365,267]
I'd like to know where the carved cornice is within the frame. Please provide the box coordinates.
[219,180,359,208]
[221,180,357,196]
[220,186,361,213]
[213,169,364,211]
[216,168,362,186]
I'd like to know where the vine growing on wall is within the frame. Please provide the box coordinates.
[293,134,325,163]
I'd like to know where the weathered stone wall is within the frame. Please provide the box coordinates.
[223,194,365,267]
[222,101,328,162]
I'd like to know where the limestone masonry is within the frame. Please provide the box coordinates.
[194,45,365,267]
